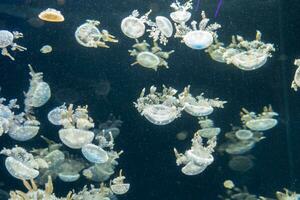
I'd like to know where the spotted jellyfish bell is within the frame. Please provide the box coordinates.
[197,118,221,139]
[0,98,19,136]
[59,128,95,149]
[24,64,51,113]
[235,129,253,141]
[110,170,130,195]
[155,16,173,38]
[81,143,109,164]
[58,172,80,182]
[121,10,152,39]
[47,104,67,125]
[8,117,40,141]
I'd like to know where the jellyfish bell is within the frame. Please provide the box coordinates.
[197,128,221,139]
[75,21,101,48]
[111,183,130,195]
[230,50,268,71]
[136,51,160,70]
[8,124,39,141]
[235,129,253,141]
[40,45,52,54]
[38,8,64,22]
[186,149,214,167]
[142,104,179,125]
[81,143,109,164]
[170,10,191,23]
[228,155,254,172]
[58,172,80,182]
[183,99,214,117]
[59,128,95,149]
[26,81,51,108]
[245,118,277,131]
[48,106,66,125]
[181,161,206,176]
[183,30,213,50]
[5,157,39,180]
[155,16,173,38]
[225,140,255,155]
[0,30,13,48]
[121,16,145,39]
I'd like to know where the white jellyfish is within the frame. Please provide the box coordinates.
[0,30,27,60]
[40,45,52,54]
[169,0,192,23]
[134,86,182,125]
[121,10,152,39]
[47,104,67,125]
[235,129,254,141]
[147,16,173,45]
[8,119,40,141]
[58,172,80,182]
[59,128,95,149]
[75,20,118,48]
[24,64,51,113]
[110,170,130,195]
[81,143,109,163]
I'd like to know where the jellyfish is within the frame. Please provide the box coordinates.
[38,8,64,22]
[81,143,109,164]
[0,30,26,60]
[147,16,173,45]
[110,170,130,195]
[40,45,52,54]
[228,155,254,172]
[170,0,192,23]
[59,128,95,149]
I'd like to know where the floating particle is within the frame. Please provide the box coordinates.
[38,8,64,22]
[40,45,52,54]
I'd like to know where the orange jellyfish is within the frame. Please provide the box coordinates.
[38,8,64,22]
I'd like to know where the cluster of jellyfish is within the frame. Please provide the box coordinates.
[0,64,130,199]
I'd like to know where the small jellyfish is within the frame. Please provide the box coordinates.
[223,180,235,189]
[169,0,192,23]
[38,8,64,22]
[183,30,213,50]
[81,143,109,164]
[5,157,39,180]
[110,170,130,195]
[176,131,188,141]
[143,104,179,125]
[40,45,52,54]
[235,129,253,141]
[0,30,27,60]
[228,155,254,172]
[59,128,95,149]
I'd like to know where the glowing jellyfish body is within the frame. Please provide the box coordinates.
[0,30,13,48]
[81,143,109,164]
[183,30,213,50]
[183,101,214,117]
[8,124,39,141]
[38,8,64,22]
[58,172,80,182]
[75,22,101,48]
[142,104,178,125]
[235,129,253,140]
[245,118,277,131]
[136,52,160,69]
[5,157,39,180]
[230,50,268,70]
[186,149,214,167]
[40,45,52,54]
[121,16,145,39]
[225,141,255,155]
[47,106,65,125]
[59,128,95,149]
[181,161,206,176]
[208,48,227,63]
[111,184,130,195]
[26,82,51,108]
[155,16,173,38]
[170,11,191,23]
[197,128,221,139]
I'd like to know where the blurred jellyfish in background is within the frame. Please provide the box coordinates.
[228,155,255,172]
[176,130,188,141]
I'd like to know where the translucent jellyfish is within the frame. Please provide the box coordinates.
[276,189,298,200]
[129,40,174,70]
[38,8,64,22]
[291,59,300,91]
[134,86,182,125]
[225,140,255,155]
[5,157,39,180]
[223,180,235,189]
[197,127,221,139]
[174,133,216,175]
[176,131,188,141]
[102,127,120,138]
[40,45,52,54]
[72,183,114,200]
[0,30,26,60]
[205,38,228,63]
[81,143,109,163]
[169,0,192,23]
[24,64,51,113]
[47,104,67,125]
[178,85,226,117]
[220,31,275,70]
[240,105,278,131]
[110,170,130,195]
[174,11,221,50]
[59,128,95,149]
[235,129,253,141]
[228,155,254,172]
[8,119,40,141]
[75,20,118,48]
[121,10,152,39]
[147,16,173,45]
[58,172,80,182]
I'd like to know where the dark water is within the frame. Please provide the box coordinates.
[0,0,300,199]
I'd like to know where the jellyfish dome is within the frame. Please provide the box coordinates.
[245,118,277,131]
[142,104,179,125]
[183,30,213,50]
[170,10,191,23]
[0,30,13,48]
[121,16,145,39]
[181,161,206,176]
[155,16,173,38]
[230,50,268,71]
[225,141,255,155]
[81,143,109,164]
[47,105,66,125]
[59,128,95,149]
[5,157,39,180]
[186,149,214,167]
[197,128,221,139]
[8,124,40,141]
[183,99,214,117]
[136,52,160,69]
[75,21,101,48]
[58,172,80,182]
[38,8,64,22]
[235,129,253,140]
